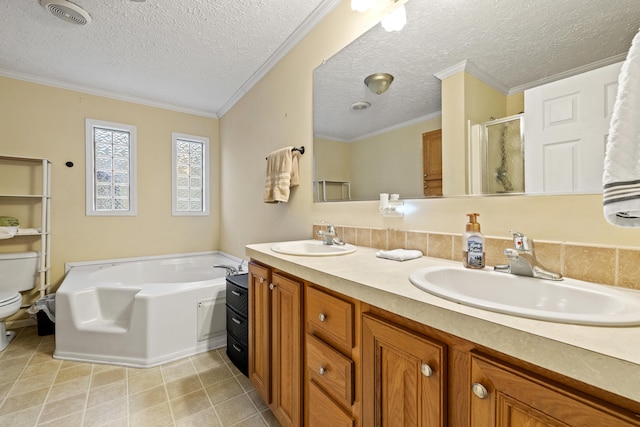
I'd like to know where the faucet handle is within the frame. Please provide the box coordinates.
[320,220,335,234]
[509,230,533,251]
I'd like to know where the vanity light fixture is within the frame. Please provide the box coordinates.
[351,0,407,32]
[351,0,376,13]
[381,3,407,32]
[364,73,394,95]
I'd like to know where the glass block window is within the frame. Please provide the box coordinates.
[85,119,137,216]
[172,133,210,216]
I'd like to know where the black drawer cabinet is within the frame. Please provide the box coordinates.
[225,273,248,376]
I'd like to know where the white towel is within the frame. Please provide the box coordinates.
[603,28,640,227]
[264,147,300,203]
[376,249,423,261]
[0,226,17,239]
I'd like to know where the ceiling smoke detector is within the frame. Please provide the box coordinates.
[40,0,91,25]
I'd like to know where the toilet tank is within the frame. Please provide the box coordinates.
[0,252,39,292]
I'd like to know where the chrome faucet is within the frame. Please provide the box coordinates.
[316,221,346,246]
[213,264,239,276]
[494,231,562,280]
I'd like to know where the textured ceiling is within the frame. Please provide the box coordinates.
[314,0,640,141]
[0,0,335,117]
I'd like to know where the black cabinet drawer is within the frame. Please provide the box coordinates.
[226,281,248,315]
[226,333,248,376]
[226,304,248,344]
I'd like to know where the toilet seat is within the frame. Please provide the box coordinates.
[0,291,21,307]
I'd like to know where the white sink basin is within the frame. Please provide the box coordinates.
[271,240,357,256]
[409,266,640,326]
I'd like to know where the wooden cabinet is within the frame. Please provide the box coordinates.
[305,286,358,426]
[248,262,302,427]
[422,130,442,197]
[361,313,446,427]
[248,259,640,427]
[248,262,271,401]
[469,352,640,427]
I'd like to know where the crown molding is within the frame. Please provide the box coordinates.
[507,53,626,95]
[217,0,343,117]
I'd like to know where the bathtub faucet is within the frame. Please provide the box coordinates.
[213,264,239,276]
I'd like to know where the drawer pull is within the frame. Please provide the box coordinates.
[318,366,326,376]
[318,313,327,322]
[420,363,433,377]
[269,283,275,290]
[231,317,242,325]
[232,344,243,353]
[231,290,242,296]
[472,382,489,399]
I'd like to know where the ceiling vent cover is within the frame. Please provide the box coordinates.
[39,0,91,25]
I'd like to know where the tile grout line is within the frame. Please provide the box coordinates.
[33,334,61,426]
[191,353,224,426]
[159,360,177,426]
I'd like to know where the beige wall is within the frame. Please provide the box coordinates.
[350,117,441,200]
[315,116,442,201]
[314,137,351,201]
[220,0,640,259]
[0,77,220,298]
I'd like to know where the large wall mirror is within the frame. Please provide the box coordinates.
[313,0,640,202]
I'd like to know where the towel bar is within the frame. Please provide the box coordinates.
[265,146,304,160]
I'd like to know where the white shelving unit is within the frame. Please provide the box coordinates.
[0,155,51,298]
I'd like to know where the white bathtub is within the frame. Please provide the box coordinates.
[54,251,243,367]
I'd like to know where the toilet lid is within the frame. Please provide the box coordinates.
[0,291,21,307]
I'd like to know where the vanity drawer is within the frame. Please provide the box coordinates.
[306,286,354,351]
[308,380,354,427]
[306,333,354,407]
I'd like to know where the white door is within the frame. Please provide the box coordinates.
[524,62,622,194]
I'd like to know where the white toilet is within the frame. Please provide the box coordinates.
[0,251,39,350]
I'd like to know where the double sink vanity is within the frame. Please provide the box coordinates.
[246,239,640,426]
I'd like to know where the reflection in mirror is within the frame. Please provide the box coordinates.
[469,115,524,195]
[313,0,640,202]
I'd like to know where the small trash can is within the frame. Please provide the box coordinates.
[27,294,55,336]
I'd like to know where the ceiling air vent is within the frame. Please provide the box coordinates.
[40,0,91,26]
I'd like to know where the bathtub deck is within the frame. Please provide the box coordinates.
[0,326,280,426]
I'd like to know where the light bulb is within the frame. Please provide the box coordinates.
[381,4,407,32]
[351,0,376,13]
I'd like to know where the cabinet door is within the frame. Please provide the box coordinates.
[362,314,446,427]
[248,262,271,403]
[470,353,640,427]
[271,272,302,427]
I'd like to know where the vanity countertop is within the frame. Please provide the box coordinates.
[246,241,640,403]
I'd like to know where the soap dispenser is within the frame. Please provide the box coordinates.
[463,213,485,269]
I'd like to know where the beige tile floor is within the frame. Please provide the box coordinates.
[0,326,281,427]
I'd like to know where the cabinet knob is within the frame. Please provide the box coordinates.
[259,276,264,284]
[269,283,275,290]
[471,382,489,399]
[318,366,326,376]
[318,313,327,322]
[420,363,433,377]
